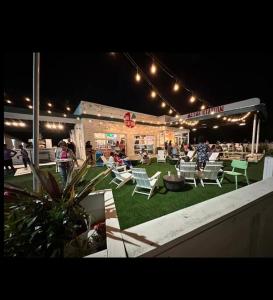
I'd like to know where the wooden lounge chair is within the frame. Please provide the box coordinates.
[109,168,133,189]
[200,164,223,187]
[157,150,166,163]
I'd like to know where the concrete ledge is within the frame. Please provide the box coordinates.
[122,177,273,257]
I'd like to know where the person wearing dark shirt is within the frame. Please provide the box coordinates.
[17,145,30,168]
[193,136,210,170]
[67,138,76,155]
[4,144,17,173]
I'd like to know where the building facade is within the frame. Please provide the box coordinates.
[73,101,190,159]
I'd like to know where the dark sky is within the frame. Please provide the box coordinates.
[4,52,273,143]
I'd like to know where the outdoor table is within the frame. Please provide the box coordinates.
[163,174,185,191]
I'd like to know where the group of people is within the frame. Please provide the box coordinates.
[164,140,193,158]
[4,143,30,174]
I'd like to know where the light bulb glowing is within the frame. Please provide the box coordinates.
[151,91,156,98]
[5,121,11,126]
[201,105,206,110]
[66,107,71,111]
[190,96,196,103]
[12,121,18,127]
[175,114,179,118]
[161,102,166,108]
[19,122,26,127]
[173,83,180,92]
[48,102,52,107]
[63,114,67,117]
[179,126,184,129]
[28,105,33,109]
[213,125,219,129]
[210,111,215,115]
[135,72,141,82]
[25,97,31,102]
[58,124,64,129]
[192,128,197,131]
[169,109,173,114]
[47,110,52,114]
[217,114,221,118]
[52,124,57,129]
[6,99,12,104]
[239,123,246,126]
[150,63,157,74]
[223,117,227,120]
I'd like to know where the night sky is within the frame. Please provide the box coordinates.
[4,52,273,144]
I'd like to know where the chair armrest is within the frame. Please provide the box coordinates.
[116,165,127,171]
[150,171,161,180]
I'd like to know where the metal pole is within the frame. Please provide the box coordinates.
[251,113,257,156]
[255,118,260,154]
[33,53,40,192]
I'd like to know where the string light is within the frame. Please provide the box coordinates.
[150,63,157,74]
[25,97,31,102]
[173,82,180,92]
[5,121,11,126]
[192,128,197,131]
[63,114,67,117]
[19,121,26,127]
[28,105,33,109]
[179,126,184,129]
[182,120,199,126]
[161,102,166,108]
[47,110,52,114]
[217,114,221,118]
[190,96,196,103]
[48,102,52,107]
[169,109,173,114]
[223,117,227,120]
[201,105,206,110]
[52,124,57,129]
[6,99,12,104]
[213,125,219,129]
[227,112,251,123]
[210,111,215,115]
[151,91,156,98]
[135,71,141,82]
[66,107,71,111]
[12,121,18,127]
[239,123,246,126]
[58,124,64,129]
[175,114,179,118]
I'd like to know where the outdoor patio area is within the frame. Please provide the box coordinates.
[4,158,265,230]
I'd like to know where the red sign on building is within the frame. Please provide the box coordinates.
[124,112,136,128]
[187,105,224,119]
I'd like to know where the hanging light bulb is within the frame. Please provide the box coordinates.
[66,107,71,111]
[28,105,33,109]
[161,102,166,108]
[6,99,12,104]
[213,125,219,129]
[5,121,11,126]
[192,128,197,131]
[48,102,52,107]
[52,123,57,129]
[223,117,227,120]
[135,71,141,82]
[150,63,157,74]
[58,123,64,129]
[175,114,179,118]
[151,91,156,98]
[12,121,18,127]
[190,96,196,103]
[173,82,180,92]
[25,97,31,102]
[169,109,173,114]
[19,122,26,127]
[217,114,221,118]
[47,110,52,114]
[63,113,67,117]
[201,105,206,110]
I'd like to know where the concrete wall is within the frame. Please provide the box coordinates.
[122,177,273,257]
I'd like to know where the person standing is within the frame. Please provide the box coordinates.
[167,141,172,156]
[193,136,210,170]
[85,141,94,164]
[67,138,76,155]
[17,144,30,169]
[4,144,17,174]
[56,141,79,189]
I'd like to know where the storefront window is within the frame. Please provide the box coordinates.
[94,133,126,157]
[134,135,154,154]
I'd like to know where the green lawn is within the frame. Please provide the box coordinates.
[4,159,264,230]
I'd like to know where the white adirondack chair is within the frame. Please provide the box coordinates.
[178,163,197,187]
[187,150,195,161]
[100,155,115,168]
[200,164,223,187]
[157,150,166,163]
[109,168,133,189]
[209,152,220,162]
[132,168,161,199]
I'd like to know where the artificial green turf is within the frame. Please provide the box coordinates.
[4,159,264,230]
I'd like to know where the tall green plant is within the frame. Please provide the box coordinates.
[4,159,112,257]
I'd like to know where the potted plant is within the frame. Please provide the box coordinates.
[4,158,113,257]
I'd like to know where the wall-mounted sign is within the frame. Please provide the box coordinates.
[124,112,136,128]
[187,105,224,119]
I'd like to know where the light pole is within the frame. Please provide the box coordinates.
[33,53,40,192]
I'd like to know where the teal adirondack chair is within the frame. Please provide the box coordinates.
[221,160,249,189]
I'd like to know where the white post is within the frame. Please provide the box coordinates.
[251,113,257,156]
[33,53,40,192]
[255,118,260,154]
